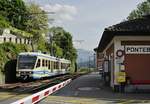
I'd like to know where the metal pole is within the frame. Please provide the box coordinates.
[49,32,53,56]
[94,53,96,69]
[89,56,90,72]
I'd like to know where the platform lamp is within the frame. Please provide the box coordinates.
[93,53,96,70]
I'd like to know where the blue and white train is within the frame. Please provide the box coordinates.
[16,52,71,80]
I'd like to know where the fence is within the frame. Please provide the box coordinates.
[0,36,31,45]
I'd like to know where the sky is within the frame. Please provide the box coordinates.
[26,0,144,51]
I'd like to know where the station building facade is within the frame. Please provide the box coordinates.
[96,15,150,91]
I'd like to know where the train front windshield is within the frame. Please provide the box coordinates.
[18,55,37,69]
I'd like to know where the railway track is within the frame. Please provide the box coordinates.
[0,74,71,92]
[0,73,82,103]
[0,74,73,102]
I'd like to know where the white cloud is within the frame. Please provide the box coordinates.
[40,4,77,24]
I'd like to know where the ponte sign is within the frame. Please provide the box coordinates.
[125,45,150,54]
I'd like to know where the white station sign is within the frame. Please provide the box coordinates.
[125,45,150,54]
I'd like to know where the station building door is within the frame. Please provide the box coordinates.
[103,58,114,86]
[125,54,150,84]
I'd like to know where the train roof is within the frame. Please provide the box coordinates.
[19,52,70,63]
[59,58,71,63]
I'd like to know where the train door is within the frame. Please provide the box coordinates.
[57,61,61,73]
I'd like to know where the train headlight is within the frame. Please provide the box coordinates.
[29,71,33,74]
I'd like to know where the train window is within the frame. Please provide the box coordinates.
[50,61,51,69]
[36,59,41,68]
[55,62,57,69]
[47,60,48,67]
[56,62,59,69]
[62,63,65,69]
[56,62,58,69]
[53,62,54,69]
[48,61,50,69]
[51,61,54,69]
[18,55,37,69]
[45,60,47,67]
[61,63,62,69]
[61,63,63,69]
[42,59,44,66]
[47,60,49,67]
[44,60,46,66]
[64,64,66,69]
[54,62,56,69]
[47,60,49,68]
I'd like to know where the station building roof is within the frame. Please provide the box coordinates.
[98,15,150,52]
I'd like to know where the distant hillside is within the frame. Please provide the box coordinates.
[77,49,95,68]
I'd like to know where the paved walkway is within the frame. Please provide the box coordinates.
[53,72,104,98]
[40,72,150,104]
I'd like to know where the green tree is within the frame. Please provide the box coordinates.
[0,0,27,29]
[37,34,47,52]
[49,27,77,62]
[25,3,49,51]
[127,0,150,20]
[25,4,48,33]
[0,16,10,29]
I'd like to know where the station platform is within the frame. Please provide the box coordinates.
[39,72,150,104]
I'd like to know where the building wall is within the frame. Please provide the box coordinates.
[102,43,114,87]
[99,36,150,88]
[114,36,150,86]
[96,52,104,70]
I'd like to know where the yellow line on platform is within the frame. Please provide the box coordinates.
[43,96,150,104]
[0,92,30,101]
[44,96,111,104]
[117,100,150,104]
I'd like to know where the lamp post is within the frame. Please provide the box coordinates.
[88,54,96,72]
[49,32,53,56]
[94,53,96,70]
[88,55,93,72]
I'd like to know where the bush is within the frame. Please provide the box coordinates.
[0,43,30,73]
[0,16,10,29]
